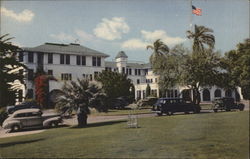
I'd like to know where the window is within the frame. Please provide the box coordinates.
[129,68,132,75]
[28,52,34,63]
[27,89,33,98]
[82,56,86,65]
[122,67,125,74]
[61,73,72,81]
[28,69,34,81]
[76,55,81,65]
[82,74,85,78]
[92,57,97,66]
[126,68,128,74]
[18,90,23,102]
[97,57,101,66]
[138,69,141,76]
[19,52,23,62]
[48,70,53,75]
[135,69,138,75]
[89,74,93,81]
[15,113,26,118]
[155,78,158,83]
[214,89,221,98]
[174,90,178,97]
[66,55,70,64]
[37,53,44,64]
[48,53,53,64]
[137,79,140,84]
[60,54,65,64]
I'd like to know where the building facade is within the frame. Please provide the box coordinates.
[15,43,242,105]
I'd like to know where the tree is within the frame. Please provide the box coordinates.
[96,70,134,106]
[147,39,169,68]
[56,79,106,127]
[222,39,250,100]
[187,24,215,53]
[0,34,26,107]
[34,69,57,108]
[146,84,151,97]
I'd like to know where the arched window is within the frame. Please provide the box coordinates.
[225,89,232,97]
[214,89,221,98]
[203,89,211,101]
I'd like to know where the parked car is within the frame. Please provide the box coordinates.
[152,98,201,116]
[2,109,62,132]
[137,97,158,108]
[6,102,41,114]
[212,97,244,112]
[111,97,130,109]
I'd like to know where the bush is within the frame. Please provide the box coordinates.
[0,107,8,126]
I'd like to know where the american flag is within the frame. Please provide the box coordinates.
[192,5,202,16]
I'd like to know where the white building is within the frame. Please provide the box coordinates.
[16,43,242,105]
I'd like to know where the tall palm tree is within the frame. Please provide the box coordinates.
[187,25,215,53]
[146,39,169,64]
[56,79,106,127]
[0,34,26,107]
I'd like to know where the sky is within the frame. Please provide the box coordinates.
[1,0,249,62]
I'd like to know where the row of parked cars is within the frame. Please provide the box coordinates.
[142,97,245,116]
[2,102,62,132]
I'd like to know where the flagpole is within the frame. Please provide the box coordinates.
[190,0,193,30]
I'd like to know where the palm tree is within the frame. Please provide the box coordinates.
[187,24,215,53]
[56,79,106,127]
[0,34,26,107]
[146,39,169,64]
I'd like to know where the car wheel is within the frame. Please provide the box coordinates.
[213,109,218,112]
[11,125,20,132]
[50,121,58,128]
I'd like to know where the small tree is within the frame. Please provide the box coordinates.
[34,69,57,108]
[96,70,134,106]
[56,79,106,127]
[146,84,151,97]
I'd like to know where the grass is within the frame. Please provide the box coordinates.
[0,111,249,158]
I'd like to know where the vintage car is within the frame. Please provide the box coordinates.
[137,97,158,108]
[212,97,245,112]
[2,109,62,132]
[152,98,201,116]
[6,101,41,114]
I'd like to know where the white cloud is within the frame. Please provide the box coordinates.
[121,30,186,50]
[75,29,94,41]
[1,7,34,22]
[50,32,75,42]
[121,39,149,50]
[93,17,130,40]
[141,30,186,45]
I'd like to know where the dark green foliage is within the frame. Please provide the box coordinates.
[146,84,151,97]
[56,79,107,127]
[0,107,8,126]
[0,34,26,107]
[96,70,134,107]
[222,39,250,100]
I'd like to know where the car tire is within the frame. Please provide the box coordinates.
[213,109,218,112]
[239,104,245,111]
[50,121,58,128]
[11,125,20,132]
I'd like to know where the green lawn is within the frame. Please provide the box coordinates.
[0,111,249,159]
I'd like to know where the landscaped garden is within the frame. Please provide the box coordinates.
[0,111,248,158]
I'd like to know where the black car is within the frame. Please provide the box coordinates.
[7,102,41,114]
[152,98,201,116]
[212,97,244,112]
